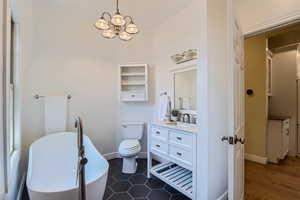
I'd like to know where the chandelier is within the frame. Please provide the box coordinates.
[94,0,139,41]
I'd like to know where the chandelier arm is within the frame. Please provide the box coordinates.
[101,12,112,20]
[124,15,134,24]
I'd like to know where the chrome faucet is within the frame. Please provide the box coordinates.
[75,117,88,200]
[183,114,191,123]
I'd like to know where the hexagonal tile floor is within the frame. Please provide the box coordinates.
[104,158,191,200]
[22,158,191,200]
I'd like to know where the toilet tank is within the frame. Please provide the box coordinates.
[121,122,145,140]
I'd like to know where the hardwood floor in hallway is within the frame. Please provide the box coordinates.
[245,157,300,200]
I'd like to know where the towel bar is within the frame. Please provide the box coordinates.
[34,94,72,100]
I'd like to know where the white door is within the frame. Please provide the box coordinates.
[226,0,245,199]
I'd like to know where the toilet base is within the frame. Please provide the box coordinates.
[122,157,137,174]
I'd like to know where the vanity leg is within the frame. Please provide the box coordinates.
[147,128,152,178]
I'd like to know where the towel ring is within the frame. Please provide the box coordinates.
[34,94,72,100]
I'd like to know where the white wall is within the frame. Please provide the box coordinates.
[269,50,298,156]
[237,0,300,34]
[21,0,119,157]
[0,1,6,199]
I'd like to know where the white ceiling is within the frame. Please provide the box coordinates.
[32,0,192,32]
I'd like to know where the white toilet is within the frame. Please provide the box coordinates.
[118,122,144,174]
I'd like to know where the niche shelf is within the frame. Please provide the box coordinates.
[119,64,148,102]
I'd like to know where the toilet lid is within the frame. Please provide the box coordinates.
[119,139,140,150]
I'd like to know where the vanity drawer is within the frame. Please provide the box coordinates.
[151,127,168,141]
[169,131,192,149]
[169,145,192,165]
[151,139,168,154]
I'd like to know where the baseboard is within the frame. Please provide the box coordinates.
[16,173,26,200]
[245,153,267,165]
[217,191,228,200]
[103,152,120,160]
[103,152,147,160]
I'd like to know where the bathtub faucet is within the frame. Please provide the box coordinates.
[75,117,88,200]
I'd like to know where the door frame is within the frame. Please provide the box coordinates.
[231,7,300,200]
[196,1,300,200]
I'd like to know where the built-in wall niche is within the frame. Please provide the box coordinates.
[119,64,148,102]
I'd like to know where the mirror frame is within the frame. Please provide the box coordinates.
[170,61,197,115]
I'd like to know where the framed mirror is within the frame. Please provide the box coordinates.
[171,65,197,113]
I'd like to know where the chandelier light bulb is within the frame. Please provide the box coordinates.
[126,23,139,34]
[119,31,132,41]
[102,29,116,39]
[111,14,125,26]
[95,18,109,30]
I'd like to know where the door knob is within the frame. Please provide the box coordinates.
[221,135,245,145]
[221,136,235,145]
[235,137,245,144]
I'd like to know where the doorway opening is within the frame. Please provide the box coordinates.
[244,22,300,200]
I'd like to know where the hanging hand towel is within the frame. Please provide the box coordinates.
[44,96,67,134]
[158,93,171,121]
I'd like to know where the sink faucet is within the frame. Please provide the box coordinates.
[183,114,190,123]
[75,117,88,200]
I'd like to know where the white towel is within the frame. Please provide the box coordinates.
[44,96,67,134]
[158,94,171,121]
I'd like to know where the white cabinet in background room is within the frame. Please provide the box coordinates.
[267,118,290,163]
[147,122,197,199]
[119,64,148,102]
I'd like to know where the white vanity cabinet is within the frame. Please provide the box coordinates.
[147,122,197,199]
[267,118,290,163]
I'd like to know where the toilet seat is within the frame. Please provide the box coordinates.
[119,139,141,156]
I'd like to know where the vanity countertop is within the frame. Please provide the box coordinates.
[268,116,291,121]
[152,121,198,133]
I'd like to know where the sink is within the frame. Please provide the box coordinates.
[175,122,197,128]
[163,121,196,128]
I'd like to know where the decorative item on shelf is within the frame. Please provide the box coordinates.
[171,49,198,64]
[94,0,139,41]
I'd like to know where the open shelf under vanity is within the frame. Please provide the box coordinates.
[150,162,193,199]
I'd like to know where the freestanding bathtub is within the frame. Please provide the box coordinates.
[27,132,109,200]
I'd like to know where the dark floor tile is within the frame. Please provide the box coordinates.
[148,190,170,200]
[146,177,165,189]
[109,192,133,200]
[109,158,123,167]
[170,193,191,200]
[129,174,147,185]
[136,159,148,173]
[113,172,132,180]
[163,184,180,195]
[111,181,132,192]
[103,187,113,200]
[107,175,116,186]
[128,185,150,198]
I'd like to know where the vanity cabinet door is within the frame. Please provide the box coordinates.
[169,145,192,166]
[151,139,168,154]
[169,131,193,149]
[151,127,168,141]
